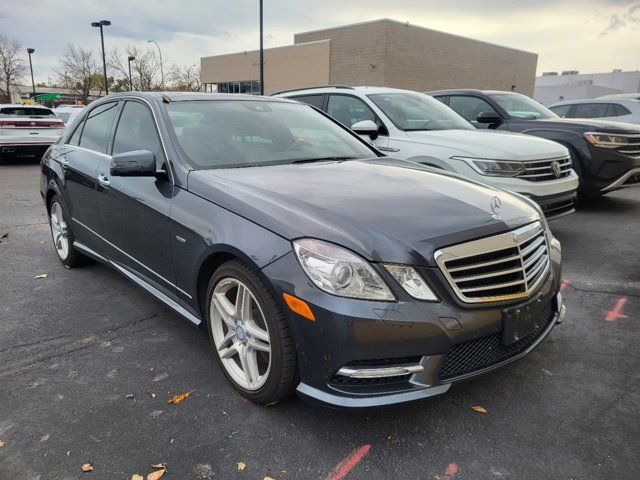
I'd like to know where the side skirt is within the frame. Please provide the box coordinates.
[74,241,202,326]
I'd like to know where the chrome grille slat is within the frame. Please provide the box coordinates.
[517,155,573,182]
[434,222,551,303]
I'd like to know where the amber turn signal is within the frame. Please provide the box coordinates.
[283,293,316,322]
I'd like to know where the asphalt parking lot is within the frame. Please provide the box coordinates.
[0,159,638,480]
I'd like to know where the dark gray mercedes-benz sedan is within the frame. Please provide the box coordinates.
[40,92,565,407]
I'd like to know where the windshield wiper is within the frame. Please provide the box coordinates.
[291,156,360,164]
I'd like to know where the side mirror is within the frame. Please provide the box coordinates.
[110,150,157,177]
[351,120,379,141]
[476,111,502,125]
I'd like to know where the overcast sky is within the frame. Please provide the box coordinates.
[1,0,639,84]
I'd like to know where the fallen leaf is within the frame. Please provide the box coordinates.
[237,461,246,471]
[40,241,46,244]
[151,464,166,469]
[167,390,194,404]
[66,450,71,456]
[542,368,554,376]
[150,393,156,398]
[264,400,279,407]
[471,406,487,414]
[131,475,144,480]
[170,438,174,444]
[40,434,50,443]
[34,273,48,279]
[147,469,165,480]
[264,477,275,480]
[1,232,8,239]
[126,394,135,399]
[0,439,4,447]
[81,463,93,472]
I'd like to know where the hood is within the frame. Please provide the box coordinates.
[530,117,640,133]
[187,159,540,267]
[403,129,568,161]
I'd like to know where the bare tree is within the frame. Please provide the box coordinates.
[167,64,201,92]
[108,46,160,92]
[56,44,103,103]
[0,35,28,103]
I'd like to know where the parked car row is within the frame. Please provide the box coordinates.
[38,86,637,408]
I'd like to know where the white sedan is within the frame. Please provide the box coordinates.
[0,105,65,160]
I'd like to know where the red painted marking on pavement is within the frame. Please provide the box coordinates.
[442,463,459,480]
[606,297,628,322]
[560,280,570,292]
[325,444,371,480]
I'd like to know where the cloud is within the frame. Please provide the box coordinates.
[600,1,640,34]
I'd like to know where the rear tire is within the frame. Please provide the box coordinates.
[205,259,297,404]
[48,195,90,268]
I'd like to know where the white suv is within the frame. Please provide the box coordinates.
[0,104,65,160]
[275,86,579,219]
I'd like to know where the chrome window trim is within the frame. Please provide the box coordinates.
[434,221,550,304]
[73,218,191,299]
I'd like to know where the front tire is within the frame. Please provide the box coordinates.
[205,260,297,404]
[48,195,90,268]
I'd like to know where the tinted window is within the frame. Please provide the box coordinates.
[572,103,609,118]
[368,92,473,131]
[327,95,381,129]
[78,102,119,153]
[549,105,571,117]
[448,96,497,122]
[613,104,632,116]
[67,121,83,146]
[291,95,324,109]
[112,101,164,162]
[165,100,374,169]
[0,107,54,116]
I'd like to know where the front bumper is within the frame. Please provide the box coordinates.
[263,242,563,408]
[582,144,640,195]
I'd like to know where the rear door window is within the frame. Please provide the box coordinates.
[448,96,497,122]
[571,103,609,118]
[78,102,119,153]
[0,107,55,116]
[290,95,325,109]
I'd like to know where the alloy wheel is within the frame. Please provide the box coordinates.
[210,277,272,391]
[50,201,69,260]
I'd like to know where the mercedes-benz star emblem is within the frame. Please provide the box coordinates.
[490,196,502,219]
[551,161,562,178]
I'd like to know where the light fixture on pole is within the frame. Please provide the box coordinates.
[127,56,135,91]
[147,40,164,90]
[91,20,111,95]
[27,48,36,101]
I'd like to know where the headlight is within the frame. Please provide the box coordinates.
[383,265,438,301]
[293,239,394,301]
[452,157,525,177]
[584,132,631,148]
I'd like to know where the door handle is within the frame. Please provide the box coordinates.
[59,158,70,169]
[98,174,110,188]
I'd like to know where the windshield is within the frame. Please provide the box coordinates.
[368,92,474,131]
[489,93,557,120]
[0,107,55,116]
[165,100,375,169]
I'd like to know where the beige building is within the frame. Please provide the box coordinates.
[201,19,538,96]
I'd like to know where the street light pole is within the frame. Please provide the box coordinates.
[259,0,264,95]
[147,40,164,90]
[91,20,111,95]
[127,56,135,91]
[27,48,36,101]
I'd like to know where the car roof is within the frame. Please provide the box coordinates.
[98,91,300,104]
[426,89,515,96]
[549,98,640,107]
[274,86,427,97]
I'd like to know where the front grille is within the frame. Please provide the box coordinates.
[540,197,576,219]
[435,222,550,303]
[439,300,554,380]
[517,156,572,182]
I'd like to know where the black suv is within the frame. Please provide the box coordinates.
[428,89,640,198]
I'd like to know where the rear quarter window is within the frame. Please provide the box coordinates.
[0,107,55,116]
